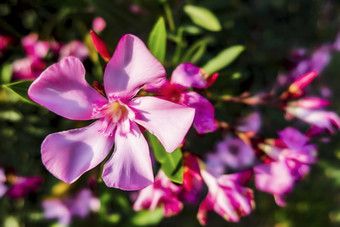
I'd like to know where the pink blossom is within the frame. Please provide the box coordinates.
[235,112,261,136]
[147,63,217,134]
[133,170,183,217]
[59,41,89,61]
[254,127,317,206]
[197,169,254,225]
[92,17,106,33]
[215,136,256,170]
[0,35,12,55]
[28,34,195,190]
[22,33,50,59]
[12,57,46,80]
[179,153,203,203]
[6,176,43,199]
[285,101,340,134]
[0,169,7,197]
[43,189,100,226]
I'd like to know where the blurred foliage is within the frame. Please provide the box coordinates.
[1,0,340,226]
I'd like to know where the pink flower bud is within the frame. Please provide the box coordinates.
[90,30,111,62]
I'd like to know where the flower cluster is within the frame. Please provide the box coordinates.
[25,30,340,226]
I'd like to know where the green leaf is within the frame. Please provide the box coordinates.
[131,208,163,226]
[147,132,183,184]
[0,63,13,84]
[148,17,167,63]
[202,45,245,74]
[182,38,212,63]
[2,80,34,104]
[184,5,222,32]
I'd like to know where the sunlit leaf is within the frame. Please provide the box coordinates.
[182,38,212,63]
[148,17,167,63]
[184,5,222,32]
[202,45,245,74]
[147,132,183,184]
[2,80,34,104]
[131,208,163,226]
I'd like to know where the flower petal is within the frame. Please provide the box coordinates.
[170,63,207,89]
[102,122,154,190]
[130,96,195,152]
[180,91,217,134]
[28,56,107,120]
[103,34,166,100]
[41,120,114,184]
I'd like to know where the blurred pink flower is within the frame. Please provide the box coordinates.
[59,41,89,61]
[6,176,43,199]
[197,169,254,225]
[12,57,46,80]
[235,112,261,136]
[0,169,7,197]
[133,170,183,217]
[28,34,194,190]
[92,17,106,33]
[22,33,50,59]
[254,127,317,206]
[147,63,218,134]
[43,189,100,226]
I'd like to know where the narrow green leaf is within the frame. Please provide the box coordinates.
[182,38,212,63]
[148,17,167,63]
[184,5,222,32]
[147,132,183,184]
[202,45,245,74]
[131,208,163,226]
[2,80,34,104]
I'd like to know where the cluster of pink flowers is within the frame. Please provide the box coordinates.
[26,28,340,225]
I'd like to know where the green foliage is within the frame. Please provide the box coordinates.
[148,17,167,63]
[0,63,12,84]
[130,208,163,226]
[202,45,245,74]
[147,132,183,184]
[2,80,34,104]
[183,5,222,32]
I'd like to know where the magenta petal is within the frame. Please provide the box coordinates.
[102,122,153,190]
[130,96,195,152]
[28,56,107,120]
[41,120,114,184]
[104,34,166,100]
[181,91,217,134]
[170,63,207,89]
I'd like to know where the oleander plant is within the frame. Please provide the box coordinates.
[1,0,340,226]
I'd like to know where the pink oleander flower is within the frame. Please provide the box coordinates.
[43,189,100,226]
[22,33,50,59]
[92,17,106,33]
[179,153,203,203]
[0,35,12,56]
[59,40,89,61]
[197,169,254,225]
[215,136,256,170]
[254,127,317,206]
[133,170,183,217]
[0,169,7,197]
[147,63,218,134]
[12,33,50,80]
[6,175,43,199]
[285,98,340,134]
[12,57,46,80]
[90,30,111,62]
[235,112,261,136]
[28,34,195,190]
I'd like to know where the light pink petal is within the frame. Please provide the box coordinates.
[130,96,195,152]
[102,122,154,190]
[254,161,295,196]
[70,189,94,217]
[59,41,89,61]
[104,34,166,100]
[170,63,207,89]
[41,120,114,184]
[278,127,308,150]
[28,56,107,120]
[133,186,154,211]
[43,199,71,226]
[181,91,217,134]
